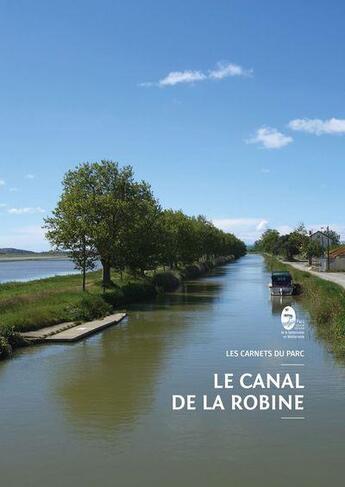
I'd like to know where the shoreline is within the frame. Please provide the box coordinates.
[265,254,345,358]
[0,256,237,360]
[278,259,345,291]
[0,255,70,263]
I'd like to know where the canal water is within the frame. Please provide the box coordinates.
[0,254,344,486]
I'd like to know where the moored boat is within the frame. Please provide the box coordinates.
[269,271,293,296]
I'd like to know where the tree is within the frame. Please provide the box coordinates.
[324,228,341,247]
[304,240,323,265]
[255,229,280,254]
[117,198,162,276]
[276,233,301,261]
[45,161,156,286]
[45,160,247,288]
[45,196,98,291]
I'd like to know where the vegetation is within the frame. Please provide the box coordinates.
[0,160,246,359]
[254,224,340,261]
[0,257,232,335]
[267,256,345,358]
[45,161,246,289]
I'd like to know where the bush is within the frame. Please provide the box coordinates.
[0,335,12,359]
[181,264,203,279]
[103,287,125,307]
[152,272,180,292]
[0,325,26,359]
[66,294,112,322]
[121,281,156,302]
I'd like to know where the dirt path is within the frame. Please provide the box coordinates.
[282,260,345,290]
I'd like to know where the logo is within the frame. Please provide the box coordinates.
[281,306,296,330]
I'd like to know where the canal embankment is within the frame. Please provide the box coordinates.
[280,259,345,290]
[0,256,235,359]
[266,254,345,357]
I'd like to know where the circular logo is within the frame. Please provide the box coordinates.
[281,306,296,330]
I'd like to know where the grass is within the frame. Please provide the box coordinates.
[0,270,145,332]
[0,259,231,333]
[0,257,234,359]
[266,255,345,358]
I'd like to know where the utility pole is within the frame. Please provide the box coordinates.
[327,225,330,272]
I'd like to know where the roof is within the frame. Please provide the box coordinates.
[309,231,332,239]
[272,271,291,277]
[329,246,345,258]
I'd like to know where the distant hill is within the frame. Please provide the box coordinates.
[0,248,36,255]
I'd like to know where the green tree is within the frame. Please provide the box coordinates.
[276,233,300,261]
[45,160,155,286]
[324,228,341,246]
[305,240,324,265]
[118,198,162,276]
[45,196,98,291]
[256,229,280,254]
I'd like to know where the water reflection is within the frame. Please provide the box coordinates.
[270,295,293,316]
[56,269,225,434]
[1,256,345,487]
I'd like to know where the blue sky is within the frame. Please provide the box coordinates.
[1,0,345,250]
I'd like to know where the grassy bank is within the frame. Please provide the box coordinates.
[266,255,345,357]
[0,257,233,359]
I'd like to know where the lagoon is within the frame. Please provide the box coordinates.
[0,258,80,283]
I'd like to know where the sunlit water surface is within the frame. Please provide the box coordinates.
[0,258,78,283]
[0,255,344,486]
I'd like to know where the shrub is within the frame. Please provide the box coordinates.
[121,281,156,302]
[152,272,180,292]
[0,335,12,359]
[0,325,26,359]
[103,287,125,307]
[66,294,112,322]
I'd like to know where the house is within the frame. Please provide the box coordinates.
[319,246,345,271]
[309,230,334,249]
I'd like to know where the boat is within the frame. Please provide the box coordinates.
[269,271,294,296]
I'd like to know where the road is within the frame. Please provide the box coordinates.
[283,260,345,290]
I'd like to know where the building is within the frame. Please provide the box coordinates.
[319,246,345,272]
[309,230,334,249]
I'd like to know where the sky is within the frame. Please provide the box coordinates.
[0,0,345,250]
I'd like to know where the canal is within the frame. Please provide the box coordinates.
[0,254,344,486]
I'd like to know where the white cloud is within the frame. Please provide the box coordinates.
[0,225,49,251]
[276,225,294,235]
[0,203,7,208]
[9,187,19,192]
[25,174,35,179]
[159,70,207,87]
[8,207,45,215]
[212,218,268,242]
[288,118,345,135]
[246,127,293,149]
[140,61,252,87]
[0,179,5,186]
[208,62,252,79]
[261,168,270,174]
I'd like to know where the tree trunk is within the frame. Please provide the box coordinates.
[102,260,112,287]
[82,240,86,292]
[82,266,86,292]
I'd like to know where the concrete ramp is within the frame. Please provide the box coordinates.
[43,313,127,343]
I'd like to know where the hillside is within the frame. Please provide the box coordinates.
[0,248,36,255]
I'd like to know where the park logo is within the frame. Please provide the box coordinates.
[281,306,296,330]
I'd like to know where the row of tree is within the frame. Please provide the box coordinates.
[254,224,340,261]
[45,161,246,290]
